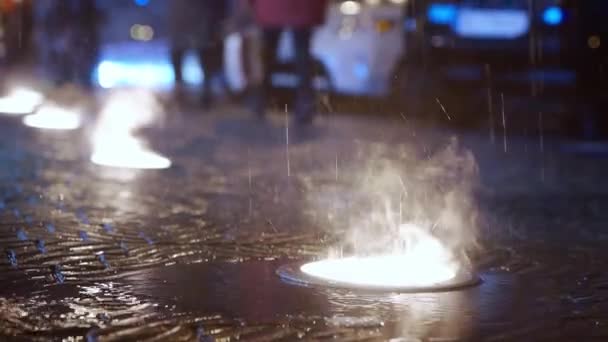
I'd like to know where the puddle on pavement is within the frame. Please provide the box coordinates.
[3,114,608,340]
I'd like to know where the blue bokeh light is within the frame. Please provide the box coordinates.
[427,3,457,25]
[543,6,563,26]
[134,0,150,7]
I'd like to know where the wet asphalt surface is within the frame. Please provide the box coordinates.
[1,92,608,341]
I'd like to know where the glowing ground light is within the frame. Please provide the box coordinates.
[23,105,82,130]
[278,225,480,292]
[0,88,44,115]
[90,144,171,170]
[90,90,171,170]
[301,254,456,288]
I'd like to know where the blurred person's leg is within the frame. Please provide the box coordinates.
[170,47,186,101]
[292,28,314,124]
[198,41,225,108]
[250,28,280,118]
[170,47,186,86]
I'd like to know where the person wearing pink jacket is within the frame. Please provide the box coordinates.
[248,0,328,124]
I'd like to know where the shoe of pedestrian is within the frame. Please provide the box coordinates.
[172,84,186,104]
[200,94,213,110]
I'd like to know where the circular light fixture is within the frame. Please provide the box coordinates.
[91,147,171,170]
[542,6,563,26]
[23,105,81,130]
[340,1,362,15]
[278,259,479,292]
[0,88,44,115]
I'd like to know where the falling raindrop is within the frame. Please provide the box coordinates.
[435,98,451,121]
[501,93,507,153]
[285,104,291,178]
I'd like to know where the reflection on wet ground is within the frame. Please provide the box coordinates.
[1,105,608,340]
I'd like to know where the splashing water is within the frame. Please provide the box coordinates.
[302,139,479,289]
[90,90,171,169]
[23,104,82,130]
[301,224,459,287]
[0,88,44,115]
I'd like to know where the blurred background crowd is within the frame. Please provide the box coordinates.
[0,0,607,130]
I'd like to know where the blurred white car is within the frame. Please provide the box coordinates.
[227,0,407,97]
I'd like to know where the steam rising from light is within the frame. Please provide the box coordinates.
[0,88,44,115]
[90,90,171,169]
[23,104,82,130]
[301,139,479,290]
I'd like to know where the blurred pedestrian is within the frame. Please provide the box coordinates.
[38,0,100,88]
[169,0,230,108]
[248,0,328,124]
[0,0,31,65]
[224,0,263,95]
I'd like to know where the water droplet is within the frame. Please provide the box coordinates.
[86,327,99,342]
[45,223,56,233]
[16,228,28,241]
[101,223,113,233]
[79,230,89,242]
[138,232,154,245]
[119,241,129,255]
[96,312,111,324]
[6,249,17,267]
[35,239,46,254]
[77,210,90,225]
[97,252,110,269]
[196,326,213,342]
[50,264,65,284]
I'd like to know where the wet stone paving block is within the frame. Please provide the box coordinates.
[0,110,608,340]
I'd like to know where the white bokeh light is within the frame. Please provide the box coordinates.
[0,88,44,115]
[23,104,82,130]
[301,224,459,288]
[90,90,171,170]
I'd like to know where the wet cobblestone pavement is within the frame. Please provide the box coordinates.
[2,104,608,341]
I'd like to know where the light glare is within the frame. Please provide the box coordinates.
[340,1,361,15]
[0,88,44,115]
[301,225,458,288]
[90,90,171,170]
[23,105,81,130]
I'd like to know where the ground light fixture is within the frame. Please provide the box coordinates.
[278,225,480,292]
[0,88,44,115]
[278,256,479,292]
[23,104,82,130]
[90,145,171,170]
[90,90,172,170]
